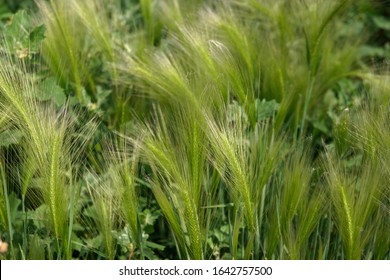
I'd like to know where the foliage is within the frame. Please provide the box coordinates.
[0,0,388,260]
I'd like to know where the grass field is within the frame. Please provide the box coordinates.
[0,0,389,260]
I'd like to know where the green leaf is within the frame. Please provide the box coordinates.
[312,120,330,135]
[8,192,23,224]
[0,129,24,147]
[0,12,12,27]
[142,246,158,260]
[141,209,159,226]
[256,99,280,121]
[28,234,46,260]
[144,240,165,251]
[344,154,363,168]
[29,24,46,51]
[37,77,66,106]
[373,16,390,31]
[2,10,45,57]
[88,235,103,250]
[80,87,92,107]
[358,46,385,58]
[5,10,30,40]
[96,86,111,107]
[334,108,350,155]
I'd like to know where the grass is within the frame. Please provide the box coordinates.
[0,0,388,260]
[136,106,207,259]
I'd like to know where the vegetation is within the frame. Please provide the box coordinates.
[0,0,388,260]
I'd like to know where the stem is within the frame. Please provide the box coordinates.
[22,195,28,259]
[299,75,316,138]
[1,162,14,258]
[67,176,78,260]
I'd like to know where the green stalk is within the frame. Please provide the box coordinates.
[340,185,355,259]
[21,194,27,259]
[231,210,240,259]
[1,161,14,258]
[299,75,315,138]
[66,176,79,260]
[49,133,61,241]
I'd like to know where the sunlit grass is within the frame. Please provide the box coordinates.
[0,0,388,260]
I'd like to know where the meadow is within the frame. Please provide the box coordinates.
[0,0,389,260]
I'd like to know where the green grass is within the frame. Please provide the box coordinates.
[0,0,388,260]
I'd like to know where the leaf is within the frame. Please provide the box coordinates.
[37,77,66,106]
[28,234,46,260]
[334,108,350,154]
[96,86,111,107]
[0,6,11,19]
[0,129,24,147]
[5,10,30,40]
[8,192,23,225]
[358,46,385,58]
[88,235,103,250]
[2,10,45,56]
[227,101,248,125]
[344,154,363,168]
[256,99,280,121]
[373,16,390,31]
[142,246,159,260]
[144,240,165,251]
[29,24,46,51]
[323,90,338,109]
[141,209,159,226]
[312,120,330,135]
[80,87,92,107]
